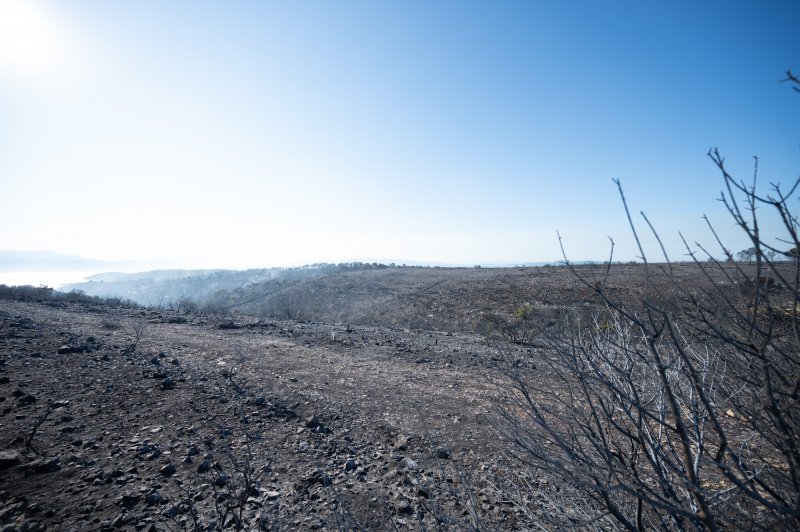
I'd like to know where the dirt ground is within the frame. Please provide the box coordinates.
[0,262,776,530]
[0,297,538,531]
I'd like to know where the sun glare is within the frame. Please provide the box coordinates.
[0,0,78,84]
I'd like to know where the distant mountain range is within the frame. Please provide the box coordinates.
[0,250,108,272]
[0,250,161,272]
[0,250,569,273]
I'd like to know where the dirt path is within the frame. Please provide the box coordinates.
[0,300,528,530]
[15,300,506,448]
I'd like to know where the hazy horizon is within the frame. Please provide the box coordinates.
[0,248,569,289]
[2,1,798,267]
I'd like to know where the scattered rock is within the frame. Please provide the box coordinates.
[119,494,140,508]
[401,457,418,471]
[395,434,410,451]
[397,503,414,516]
[196,460,211,474]
[24,458,61,475]
[17,394,37,405]
[302,468,332,487]
[15,519,45,532]
[0,450,21,470]
[0,496,28,521]
[58,345,85,354]
[145,492,167,506]
[0,288,536,530]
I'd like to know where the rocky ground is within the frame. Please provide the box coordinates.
[0,262,773,530]
[0,298,541,531]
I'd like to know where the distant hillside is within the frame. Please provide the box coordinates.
[61,263,390,308]
[209,265,586,332]
[64,268,274,307]
[63,262,679,333]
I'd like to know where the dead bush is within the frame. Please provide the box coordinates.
[494,72,800,529]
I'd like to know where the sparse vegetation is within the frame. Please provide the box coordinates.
[122,319,148,356]
[0,284,140,309]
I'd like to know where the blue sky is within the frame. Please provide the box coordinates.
[0,0,798,268]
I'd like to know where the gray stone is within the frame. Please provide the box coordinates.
[196,459,211,474]
[305,415,320,429]
[17,394,36,405]
[24,458,60,475]
[145,492,167,506]
[0,450,21,470]
[119,494,140,508]
[401,457,418,471]
[58,345,84,354]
